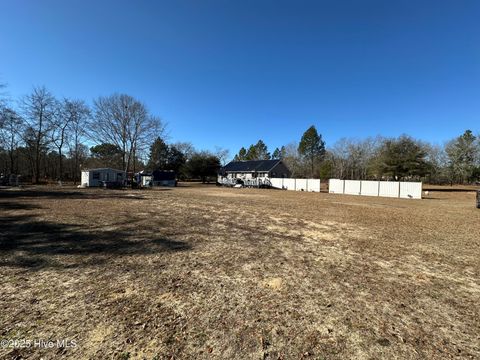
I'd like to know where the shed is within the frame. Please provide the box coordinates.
[139,170,176,187]
[81,168,126,187]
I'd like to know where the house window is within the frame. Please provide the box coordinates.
[92,172,100,180]
[117,173,123,180]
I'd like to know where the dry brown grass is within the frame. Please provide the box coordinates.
[0,184,479,359]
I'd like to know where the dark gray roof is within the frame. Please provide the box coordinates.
[222,160,282,173]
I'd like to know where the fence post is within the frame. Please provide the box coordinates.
[359,180,362,195]
[476,190,480,209]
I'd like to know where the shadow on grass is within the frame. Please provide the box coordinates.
[0,201,43,210]
[0,187,170,200]
[0,200,191,271]
[0,214,191,270]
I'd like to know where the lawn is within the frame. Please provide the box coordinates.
[0,184,479,359]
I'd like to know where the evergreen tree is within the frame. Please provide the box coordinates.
[146,138,187,174]
[185,151,221,183]
[245,144,258,160]
[375,135,431,180]
[90,143,123,168]
[233,147,247,161]
[147,137,170,170]
[298,126,325,177]
[272,146,286,160]
[445,130,478,183]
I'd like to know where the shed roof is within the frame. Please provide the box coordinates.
[222,160,282,173]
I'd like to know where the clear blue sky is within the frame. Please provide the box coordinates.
[0,0,478,155]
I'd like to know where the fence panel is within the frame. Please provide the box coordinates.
[379,182,400,198]
[269,178,283,189]
[360,181,380,196]
[399,182,422,199]
[307,179,321,192]
[282,178,296,190]
[344,180,361,195]
[329,179,344,194]
[295,179,308,191]
[327,179,421,199]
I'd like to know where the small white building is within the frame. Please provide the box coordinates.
[81,168,126,187]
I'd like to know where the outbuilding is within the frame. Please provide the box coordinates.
[80,168,126,187]
[138,170,176,187]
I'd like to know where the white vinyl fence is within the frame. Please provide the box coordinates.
[328,179,422,199]
[329,179,344,194]
[270,178,321,192]
[361,180,380,196]
[344,180,361,195]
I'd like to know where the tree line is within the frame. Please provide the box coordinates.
[0,84,225,183]
[2,82,479,185]
[232,126,480,184]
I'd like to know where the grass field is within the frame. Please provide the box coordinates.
[0,184,479,359]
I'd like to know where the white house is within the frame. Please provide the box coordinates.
[218,160,291,182]
[80,168,126,187]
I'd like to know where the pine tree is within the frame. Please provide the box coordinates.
[298,126,325,177]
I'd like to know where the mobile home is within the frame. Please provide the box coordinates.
[81,168,126,187]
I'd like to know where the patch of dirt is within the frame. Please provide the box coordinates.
[0,184,479,359]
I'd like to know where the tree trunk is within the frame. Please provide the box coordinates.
[58,148,63,181]
[9,147,14,174]
[132,145,136,173]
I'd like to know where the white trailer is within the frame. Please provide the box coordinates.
[80,168,126,187]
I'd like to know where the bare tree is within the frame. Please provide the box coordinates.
[0,107,24,173]
[282,142,307,177]
[329,137,382,180]
[91,94,164,173]
[329,138,350,179]
[50,102,70,182]
[0,80,7,111]
[64,99,90,184]
[130,114,164,173]
[20,86,57,183]
[172,142,195,160]
[214,146,230,166]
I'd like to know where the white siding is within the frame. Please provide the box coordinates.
[81,168,125,187]
[295,179,308,191]
[329,179,344,194]
[360,181,380,196]
[307,179,321,192]
[344,180,361,195]
[399,182,422,199]
[81,171,90,186]
[379,182,400,198]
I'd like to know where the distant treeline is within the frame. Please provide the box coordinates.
[0,84,227,183]
[233,126,480,184]
[1,83,479,184]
